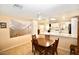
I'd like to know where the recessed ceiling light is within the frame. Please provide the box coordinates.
[50,18,56,20]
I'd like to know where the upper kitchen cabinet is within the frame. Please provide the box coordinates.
[50,21,71,34]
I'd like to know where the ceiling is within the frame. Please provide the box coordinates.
[0,4,79,20]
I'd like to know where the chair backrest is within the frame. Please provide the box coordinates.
[32,35,36,40]
[54,38,59,49]
[33,39,38,45]
[46,38,59,55]
[32,35,37,47]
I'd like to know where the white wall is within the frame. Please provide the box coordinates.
[32,20,38,35]
[0,17,32,52]
[0,18,10,51]
[71,17,78,38]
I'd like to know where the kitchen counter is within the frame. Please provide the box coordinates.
[40,32,77,39]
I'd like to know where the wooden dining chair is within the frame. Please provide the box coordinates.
[32,39,38,54]
[32,35,36,40]
[31,35,45,55]
[46,38,59,55]
[70,44,77,55]
[45,44,55,55]
[32,35,36,53]
[53,38,59,55]
[32,39,46,55]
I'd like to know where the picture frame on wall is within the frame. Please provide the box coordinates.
[0,22,7,28]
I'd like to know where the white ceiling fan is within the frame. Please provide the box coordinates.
[13,4,23,9]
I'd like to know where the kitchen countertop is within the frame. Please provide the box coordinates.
[40,32,77,39]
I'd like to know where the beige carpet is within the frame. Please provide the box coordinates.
[0,42,33,55]
[0,41,70,55]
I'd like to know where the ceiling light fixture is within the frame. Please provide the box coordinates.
[13,4,23,9]
[50,18,56,20]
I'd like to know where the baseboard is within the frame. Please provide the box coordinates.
[0,42,27,53]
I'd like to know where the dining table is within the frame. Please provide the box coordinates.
[36,38,55,54]
[37,38,55,47]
